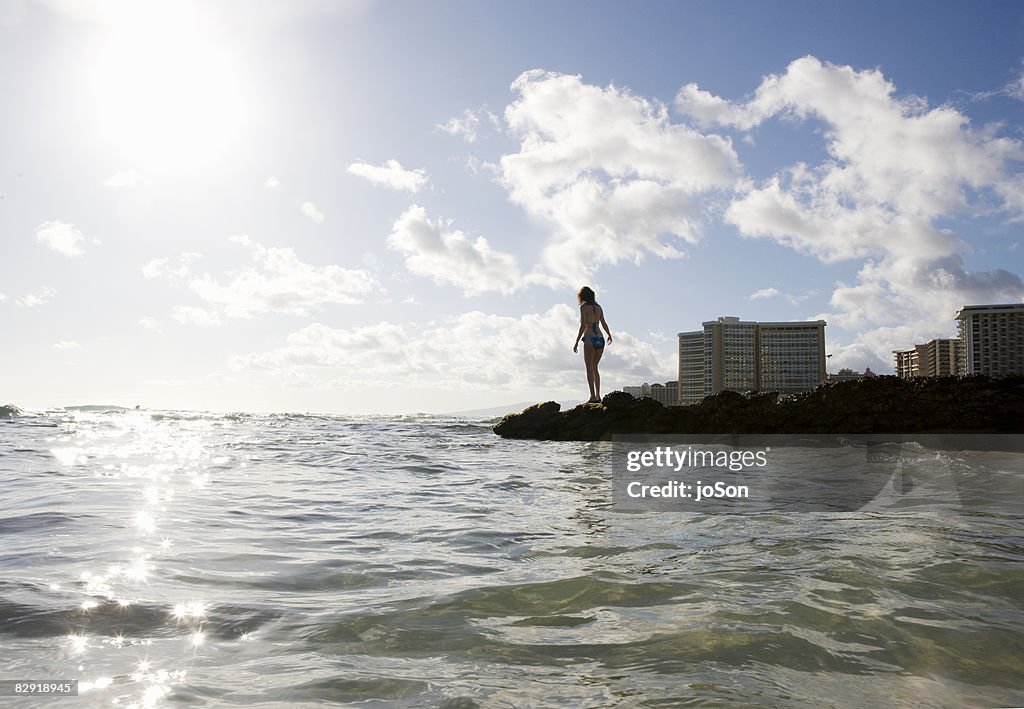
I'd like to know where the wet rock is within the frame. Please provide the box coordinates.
[492,375,1024,440]
[491,401,563,440]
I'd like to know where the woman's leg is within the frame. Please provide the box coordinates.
[583,342,597,401]
[592,346,605,401]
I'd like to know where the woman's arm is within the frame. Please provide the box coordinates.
[599,307,613,344]
[573,319,586,352]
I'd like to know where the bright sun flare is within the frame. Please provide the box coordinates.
[87,2,248,171]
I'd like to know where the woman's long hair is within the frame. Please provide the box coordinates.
[577,286,596,305]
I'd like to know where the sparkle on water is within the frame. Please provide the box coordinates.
[0,407,1022,707]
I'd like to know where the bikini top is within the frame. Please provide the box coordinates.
[581,302,601,325]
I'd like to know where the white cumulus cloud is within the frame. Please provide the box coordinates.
[180,235,379,318]
[499,70,742,285]
[679,56,1024,368]
[141,253,202,280]
[230,304,674,390]
[35,221,88,257]
[347,159,428,193]
[52,340,81,350]
[16,287,56,307]
[674,83,761,130]
[387,205,526,295]
[749,287,780,300]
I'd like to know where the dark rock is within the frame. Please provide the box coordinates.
[492,401,562,440]
[0,404,22,418]
[492,375,1024,440]
[601,391,638,410]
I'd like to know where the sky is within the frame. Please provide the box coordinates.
[1,0,1023,414]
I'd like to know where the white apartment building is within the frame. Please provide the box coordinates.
[893,339,960,378]
[621,381,680,406]
[893,344,926,378]
[926,338,960,377]
[955,304,1024,376]
[758,321,828,393]
[677,317,827,402]
[677,330,705,404]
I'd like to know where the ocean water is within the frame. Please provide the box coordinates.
[1,409,1022,708]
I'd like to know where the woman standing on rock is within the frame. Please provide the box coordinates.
[573,286,613,403]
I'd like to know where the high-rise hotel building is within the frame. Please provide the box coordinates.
[955,303,1024,376]
[893,339,960,378]
[893,345,925,379]
[678,317,827,403]
[677,331,706,404]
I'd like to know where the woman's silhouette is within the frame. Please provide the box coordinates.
[573,286,613,403]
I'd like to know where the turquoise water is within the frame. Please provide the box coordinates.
[1,409,1022,707]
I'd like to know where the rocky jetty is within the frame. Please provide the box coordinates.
[0,404,23,419]
[492,375,1024,440]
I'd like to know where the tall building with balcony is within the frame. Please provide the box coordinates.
[677,317,827,402]
[758,321,829,393]
[678,330,706,404]
[894,340,960,378]
[955,304,1024,376]
[925,339,960,377]
[893,344,926,378]
[706,317,759,395]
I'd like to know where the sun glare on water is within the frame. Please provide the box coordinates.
[85,1,250,172]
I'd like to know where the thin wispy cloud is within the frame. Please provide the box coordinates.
[17,287,56,307]
[172,306,222,327]
[749,287,780,300]
[976,59,1024,103]
[149,235,380,322]
[436,108,499,143]
[1007,66,1024,102]
[785,290,818,306]
[141,253,202,280]
[347,159,428,192]
[103,170,147,188]
[139,316,162,332]
[301,201,325,224]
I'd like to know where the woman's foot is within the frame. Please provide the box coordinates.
[587,397,601,404]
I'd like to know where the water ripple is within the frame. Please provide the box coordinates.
[0,411,1020,707]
